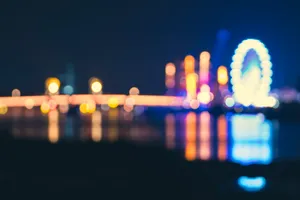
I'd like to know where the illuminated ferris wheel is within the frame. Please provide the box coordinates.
[230,39,275,107]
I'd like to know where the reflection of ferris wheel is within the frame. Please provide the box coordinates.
[230,39,273,107]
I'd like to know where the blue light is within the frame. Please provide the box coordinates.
[230,114,272,165]
[63,85,74,95]
[238,176,266,192]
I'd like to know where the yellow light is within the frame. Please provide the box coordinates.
[108,98,119,108]
[87,100,96,113]
[41,102,50,114]
[186,73,197,99]
[0,104,8,115]
[129,87,140,95]
[45,77,60,94]
[12,89,21,97]
[217,66,228,85]
[165,63,176,76]
[79,103,88,114]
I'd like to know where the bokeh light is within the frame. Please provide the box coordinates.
[224,96,235,107]
[91,82,102,93]
[63,85,74,95]
[217,66,228,85]
[89,77,102,94]
[46,77,61,95]
[0,104,8,115]
[165,63,176,76]
[129,87,140,95]
[108,97,119,108]
[25,98,35,110]
[40,101,50,114]
[12,89,21,97]
[230,39,272,107]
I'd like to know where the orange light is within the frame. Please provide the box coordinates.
[91,111,102,142]
[184,55,195,75]
[199,112,211,160]
[217,66,228,85]
[217,115,227,161]
[48,110,59,143]
[165,63,176,76]
[185,112,196,161]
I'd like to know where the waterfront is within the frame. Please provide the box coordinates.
[2,108,300,163]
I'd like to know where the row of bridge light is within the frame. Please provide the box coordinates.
[0,77,141,115]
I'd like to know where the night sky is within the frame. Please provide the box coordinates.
[0,1,299,95]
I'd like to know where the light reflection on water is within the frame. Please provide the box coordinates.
[165,112,276,192]
[4,109,294,192]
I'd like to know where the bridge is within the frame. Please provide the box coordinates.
[0,94,184,108]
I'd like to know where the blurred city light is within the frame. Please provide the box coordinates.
[185,112,196,161]
[165,114,175,149]
[40,101,50,114]
[217,66,228,85]
[129,87,140,95]
[12,89,21,97]
[199,51,210,85]
[0,104,8,115]
[224,96,235,107]
[25,98,35,110]
[230,114,272,165]
[165,62,176,76]
[217,115,227,161]
[91,110,102,142]
[108,97,119,108]
[48,109,59,143]
[89,77,102,94]
[238,176,266,192]
[63,85,74,95]
[230,39,272,107]
[199,112,211,160]
[45,77,61,95]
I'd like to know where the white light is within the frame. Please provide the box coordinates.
[225,96,235,107]
[48,82,59,94]
[91,82,102,93]
[230,39,273,107]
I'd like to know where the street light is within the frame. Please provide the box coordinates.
[89,77,102,94]
[45,77,61,95]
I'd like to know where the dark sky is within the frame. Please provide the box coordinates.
[0,0,299,95]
